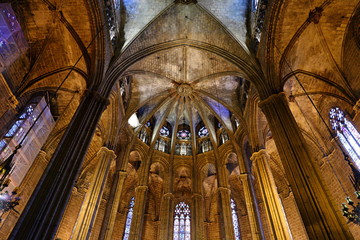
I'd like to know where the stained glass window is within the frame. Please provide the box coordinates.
[177,129,190,140]
[0,96,55,190]
[330,107,360,168]
[160,126,169,137]
[198,126,208,137]
[123,197,135,240]
[173,202,191,240]
[231,199,241,240]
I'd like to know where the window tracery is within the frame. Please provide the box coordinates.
[173,202,191,240]
[177,129,190,140]
[123,197,135,240]
[160,126,170,137]
[198,126,208,137]
[330,107,360,167]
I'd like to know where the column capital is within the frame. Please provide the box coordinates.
[250,149,268,162]
[217,187,230,194]
[97,146,117,159]
[259,92,286,108]
[353,99,360,114]
[135,185,148,193]
[192,193,202,199]
[84,89,110,106]
[117,170,128,178]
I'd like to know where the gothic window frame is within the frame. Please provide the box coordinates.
[160,126,170,137]
[198,126,209,138]
[230,198,241,240]
[330,107,360,167]
[173,201,191,240]
[122,197,135,240]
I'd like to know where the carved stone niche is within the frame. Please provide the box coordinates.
[174,0,197,4]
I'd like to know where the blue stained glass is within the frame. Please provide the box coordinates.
[231,199,241,240]
[174,202,190,240]
[0,139,6,151]
[160,126,169,137]
[123,197,135,240]
[5,120,24,137]
[330,107,360,168]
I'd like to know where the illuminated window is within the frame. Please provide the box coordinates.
[231,199,241,240]
[253,0,259,10]
[173,202,191,240]
[330,107,360,167]
[0,3,28,71]
[160,126,170,137]
[198,126,208,137]
[123,197,135,240]
[177,129,190,140]
[0,96,55,189]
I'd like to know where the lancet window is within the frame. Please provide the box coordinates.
[330,107,360,168]
[123,197,135,240]
[173,202,191,240]
[231,199,241,240]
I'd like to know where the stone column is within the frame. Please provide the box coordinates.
[129,185,148,240]
[238,174,263,240]
[191,193,204,240]
[71,147,116,240]
[214,151,235,240]
[99,139,130,240]
[158,193,174,240]
[101,171,127,240]
[251,150,291,239]
[217,187,235,240]
[259,92,352,239]
[128,150,153,240]
[9,91,110,240]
